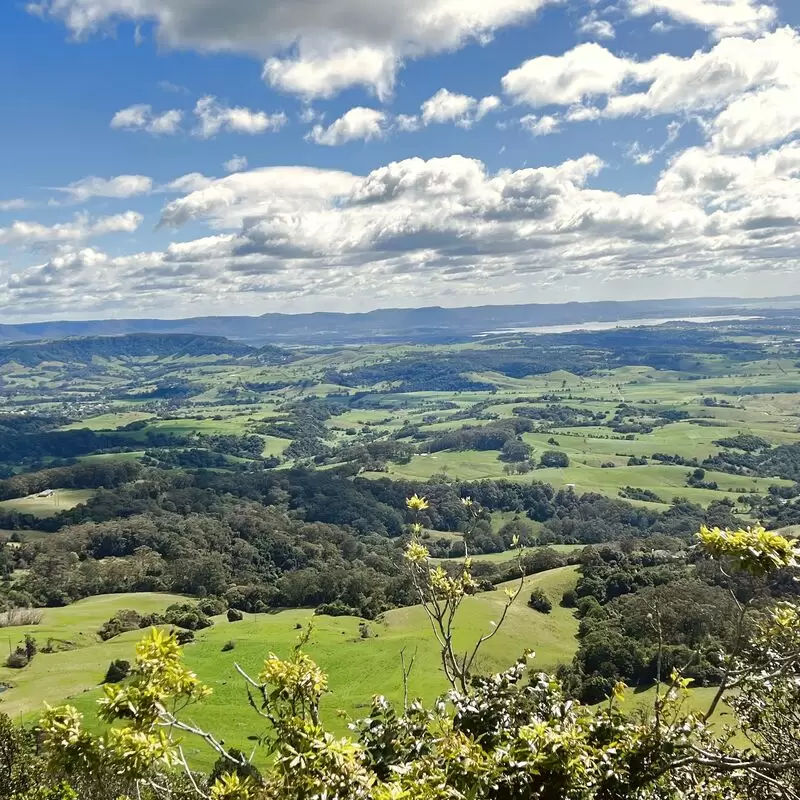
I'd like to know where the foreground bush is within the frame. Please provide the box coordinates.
[10,508,800,800]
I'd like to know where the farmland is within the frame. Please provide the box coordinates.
[0,568,579,769]
[0,313,799,777]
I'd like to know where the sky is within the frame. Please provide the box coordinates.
[1,0,800,321]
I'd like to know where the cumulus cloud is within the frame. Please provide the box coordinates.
[502,27,800,156]
[520,114,560,136]
[111,104,183,135]
[31,0,558,98]
[55,175,154,203]
[6,248,108,290]
[0,212,142,247]
[145,148,800,300]
[158,166,358,229]
[707,86,800,151]
[163,173,215,194]
[193,96,287,138]
[264,46,397,101]
[11,1,800,316]
[626,0,777,39]
[578,12,616,40]
[5,141,800,315]
[421,89,501,128]
[503,43,634,107]
[504,27,799,114]
[224,155,249,173]
[308,107,388,146]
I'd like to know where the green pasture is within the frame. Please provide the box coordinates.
[60,412,155,431]
[0,489,95,517]
[432,543,585,566]
[3,570,579,769]
[262,436,291,457]
[384,450,790,508]
[145,416,254,436]
[0,593,187,721]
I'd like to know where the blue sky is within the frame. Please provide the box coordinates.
[1,0,799,321]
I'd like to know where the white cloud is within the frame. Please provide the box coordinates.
[421,89,474,125]
[626,0,777,39]
[6,248,108,290]
[0,212,142,247]
[264,46,397,100]
[32,0,559,99]
[395,114,421,133]
[502,42,634,107]
[707,86,800,151]
[504,27,800,114]
[476,96,502,119]
[626,142,657,165]
[193,96,287,138]
[604,28,800,119]
[308,107,388,146]
[0,199,28,212]
[164,173,215,193]
[111,104,183,135]
[421,89,501,127]
[520,114,560,136]
[578,12,616,40]
[56,175,153,203]
[625,121,683,165]
[6,142,800,315]
[158,166,358,229]
[298,107,322,125]
[224,155,249,173]
[502,27,800,156]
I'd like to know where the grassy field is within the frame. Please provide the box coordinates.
[60,412,155,431]
[384,450,789,508]
[0,489,95,517]
[0,570,579,769]
[78,451,146,464]
[0,593,187,721]
[432,543,585,565]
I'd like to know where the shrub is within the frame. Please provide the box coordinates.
[227,608,243,622]
[221,640,236,652]
[528,588,553,614]
[104,660,131,684]
[6,649,28,669]
[174,629,195,645]
[98,610,142,641]
[138,613,165,628]
[315,601,359,618]
[164,603,213,631]
[24,635,37,660]
[198,596,227,617]
[561,588,578,608]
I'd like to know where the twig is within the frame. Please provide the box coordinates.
[400,646,418,710]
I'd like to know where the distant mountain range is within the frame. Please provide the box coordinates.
[0,334,291,368]
[2,296,799,346]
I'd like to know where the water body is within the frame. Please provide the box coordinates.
[477,315,763,337]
